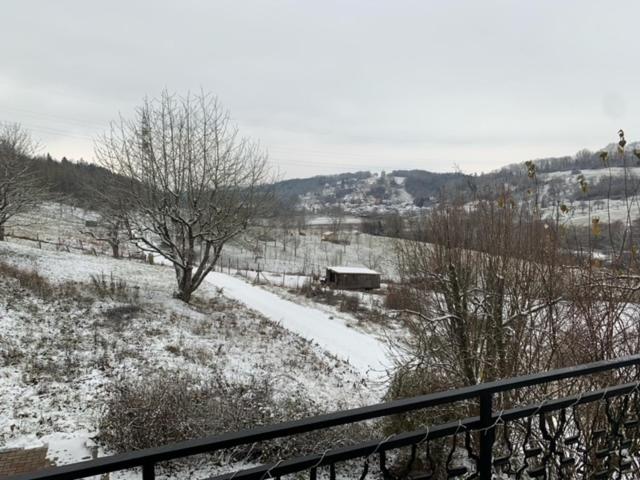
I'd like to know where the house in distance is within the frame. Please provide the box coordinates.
[324,266,381,290]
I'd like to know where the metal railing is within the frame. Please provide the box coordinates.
[7,354,640,480]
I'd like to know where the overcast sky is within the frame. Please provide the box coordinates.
[1,1,638,178]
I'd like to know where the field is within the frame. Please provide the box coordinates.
[220,228,401,281]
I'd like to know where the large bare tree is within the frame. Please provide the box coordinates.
[0,123,45,241]
[96,91,273,302]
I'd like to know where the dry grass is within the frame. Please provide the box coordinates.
[0,261,57,298]
[383,285,421,311]
[89,272,140,302]
[99,369,376,470]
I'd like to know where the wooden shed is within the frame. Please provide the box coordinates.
[325,266,381,290]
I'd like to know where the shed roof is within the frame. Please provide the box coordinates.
[327,266,379,275]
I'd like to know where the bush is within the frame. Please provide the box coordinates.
[0,338,24,366]
[299,281,336,304]
[102,304,141,328]
[300,281,364,312]
[382,367,463,479]
[339,294,360,313]
[89,272,139,302]
[0,261,74,299]
[99,370,375,469]
[383,286,421,311]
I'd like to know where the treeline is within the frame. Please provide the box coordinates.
[498,146,640,175]
[389,170,470,206]
[23,154,124,208]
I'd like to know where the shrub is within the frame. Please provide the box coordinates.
[0,339,24,366]
[299,281,337,305]
[102,304,141,328]
[339,294,360,313]
[0,261,56,298]
[89,272,139,302]
[383,285,421,311]
[382,367,461,479]
[99,370,375,469]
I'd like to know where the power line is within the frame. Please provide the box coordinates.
[0,105,108,130]
[0,109,433,171]
[0,118,94,142]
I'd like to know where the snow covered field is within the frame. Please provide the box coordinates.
[8,203,402,280]
[0,240,387,473]
[205,272,390,380]
[537,168,640,226]
[538,195,640,228]
[221,229,400,280]
[7,202,138,258]
[305,215,362,226]
[540,167,640,184]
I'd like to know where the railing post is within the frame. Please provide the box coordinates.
[142,462,155,480]
[479,391,495,480]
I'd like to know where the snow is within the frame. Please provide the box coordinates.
[306,216,362,226]
[205,272,390,382]
[0,240,383,473]
[221,230,399,280]
[239,270,310,289]
[44,432,95,465]
[297,174,420,215]
[327,266,379,275]
[540,196,640,227]
[540,167,640,183]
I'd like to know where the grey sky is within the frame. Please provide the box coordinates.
[1,1,638,178]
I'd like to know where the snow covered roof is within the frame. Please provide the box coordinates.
[327,266,380,275]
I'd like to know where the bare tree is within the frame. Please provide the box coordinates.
[0,123,45,241]
[81,193,130,258]
[391,200,566,391]
[388,194,640,408]
[327,205,346,243]
[96,90,273,302]
[383,212,404,238]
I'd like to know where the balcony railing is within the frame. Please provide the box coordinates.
[7,354,640,480]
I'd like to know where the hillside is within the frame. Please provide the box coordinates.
[275,170,470,215]
[19,141,640,224]
[0,237,381,473]
[270,142,640,222]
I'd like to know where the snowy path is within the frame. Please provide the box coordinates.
[205,272,390,380]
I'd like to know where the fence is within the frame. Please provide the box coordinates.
[8,355,640,480]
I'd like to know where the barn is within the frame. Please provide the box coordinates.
[324,266,381,290]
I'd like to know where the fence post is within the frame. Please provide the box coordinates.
[478,391,495,479]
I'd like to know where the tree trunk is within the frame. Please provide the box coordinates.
[175,289,192,303]
[0,225,4,241]
[110,242,120,259]
[175,266,194,303]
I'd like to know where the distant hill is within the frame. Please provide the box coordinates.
[270,143,640,216]
[21,141,640,218]
[273,171,372,204]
